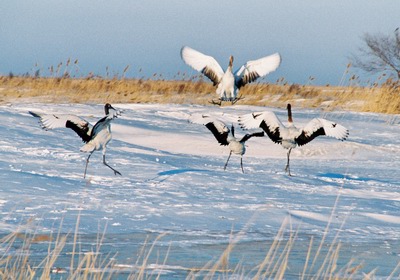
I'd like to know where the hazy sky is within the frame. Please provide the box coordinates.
[1,1,399,85]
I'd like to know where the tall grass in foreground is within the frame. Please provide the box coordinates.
[0,217,171,279]
[1,210,399,279]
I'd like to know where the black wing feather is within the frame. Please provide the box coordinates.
[295,127,326,146]
[66,120,92,143]
[205,122,229,146]
[236,72,260,89]
[202,66,220,86]
[239,131,264,143]
[259,120,282,144]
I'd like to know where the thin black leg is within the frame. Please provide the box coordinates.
[224,151,232,171]
[210,99,222,106]
[240,157,244,174]
[103,154,122,176]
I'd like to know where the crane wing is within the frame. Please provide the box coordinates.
[235,53,281,88]
[238,111,283,144]
[239,131,265,143]
[29,111,92,142]
[296,118,349,146]
[190,114,230,146]
[181,46,224,86]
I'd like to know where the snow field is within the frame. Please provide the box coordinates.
[0,103,399,277]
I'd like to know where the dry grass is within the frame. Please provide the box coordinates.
[1,210,399,279]
[0,221,393,279]
[1,75,400,114]
[0,218,170,279]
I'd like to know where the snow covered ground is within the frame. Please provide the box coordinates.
[0,102,399,278]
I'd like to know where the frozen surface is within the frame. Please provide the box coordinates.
[0,103,399,278]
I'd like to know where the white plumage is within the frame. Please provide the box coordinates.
[238,104,349,175]
[36,114,90,131]
[181,46,281,104]
[29,103,122,178]
[190,114,264,173]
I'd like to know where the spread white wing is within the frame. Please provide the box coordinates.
[235,53,281,88]
[239,111,284,144]
[190,114,230,145]
[29,112,90,130]
[296,118,349,146]
[29,111,92,142]
[181,46,224,86]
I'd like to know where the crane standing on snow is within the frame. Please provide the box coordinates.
[238,104,349,176]
[29,103,122,178]
[191,114,264,173]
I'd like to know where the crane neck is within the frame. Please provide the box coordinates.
[287,104,293,123]
[228,56,234,71]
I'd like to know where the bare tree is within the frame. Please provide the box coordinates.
[352,29,400,80]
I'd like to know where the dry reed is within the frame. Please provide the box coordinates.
[1,213,398,279]
[1,75,400,114]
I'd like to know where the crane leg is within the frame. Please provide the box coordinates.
[83,152,93,179]
[209,99,222,106]
[240,157,244,174]
[224,151,232,171]
[231,95,244,105]
[285,148,292,176]
[103,154,122,176]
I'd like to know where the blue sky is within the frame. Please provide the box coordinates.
[1,1,398,85]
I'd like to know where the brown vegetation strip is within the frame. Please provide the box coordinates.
[1,76,399,114]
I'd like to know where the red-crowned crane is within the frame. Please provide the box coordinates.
[29,103,122,178]
[190,114,264,173]
[238,104,349,175]
[181,46,281,105]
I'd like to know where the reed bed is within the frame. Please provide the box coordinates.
[1,192,398,279]
[1,215,397,279]
[1,75,400,114]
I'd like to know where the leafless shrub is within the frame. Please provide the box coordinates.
[352,30,400,80]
